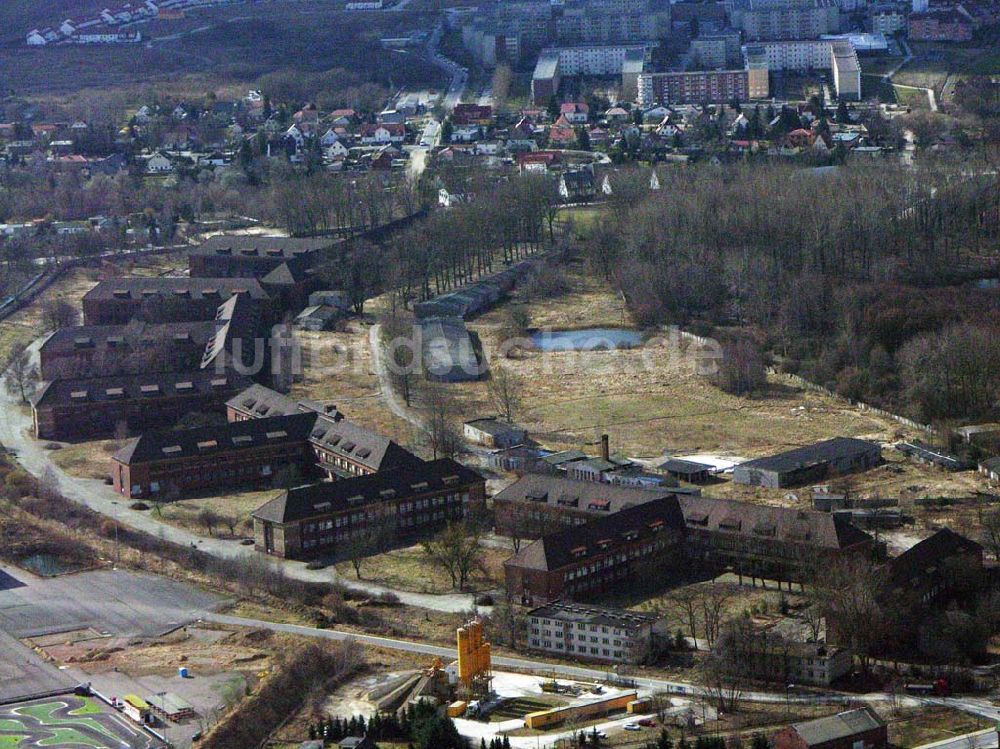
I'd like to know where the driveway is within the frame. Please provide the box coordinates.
[0,340,479,614]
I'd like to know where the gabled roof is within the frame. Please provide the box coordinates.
[261,258,313,286]
[41,321,216,359]
[192,235,331,259]
[32,368,251,408]
[252,458,483,524]
[227,383,334,419]
[507,496,685,572]
[887,528,983,586]
[679,495,871,549]
[309,413,422,473]
[737,438,880,474]
[791,708,884,747]
[84,277,269,303]
[494,474,669,515]
[114,412,316,464]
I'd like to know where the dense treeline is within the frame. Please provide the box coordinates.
[581,158,1000,422]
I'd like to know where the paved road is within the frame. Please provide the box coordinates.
[914,728,998,749]
[0,340,479,614]
[0,630,75,703]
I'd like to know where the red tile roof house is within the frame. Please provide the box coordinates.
[772,708,887,749]
[360,123,406,145]
[908,9,973,41]
[111,412,318,500]
[560,102,590,124]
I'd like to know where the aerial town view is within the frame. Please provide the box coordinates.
[0,0,999,747]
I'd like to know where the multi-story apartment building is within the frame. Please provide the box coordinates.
[553,8,669,44]
[637,68,752,105]
[526,602,664,664]
[743,40,861,100]
[691,30,744,68]
[907,9,973,41]
[252,458,485,559]
[728,0,840,40]
[868,5,907,34]
[532,45,651,104]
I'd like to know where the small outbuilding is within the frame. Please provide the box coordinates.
[980,457,1000,483]
[464,418,526,448]
[657,458,713,484]
[295,304,341,331]
[772,708,887,749]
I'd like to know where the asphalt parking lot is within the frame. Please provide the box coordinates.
[0,565,223,704]
[0,629,76,703]
[0,565,223,639]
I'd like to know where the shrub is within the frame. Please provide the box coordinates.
[129,502,150,511]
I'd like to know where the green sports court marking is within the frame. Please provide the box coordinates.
[0,695,157,749]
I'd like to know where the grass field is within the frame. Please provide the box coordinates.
[335,542,508,594]
[893,85,932,110]
[883,706,987,748]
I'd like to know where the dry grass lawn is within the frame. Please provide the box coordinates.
[155,488,277,538]
[293,324,420,451]
[0,267,99,364]
[48,439,124,481]
[879,705,988,748]
[336,542,508,595]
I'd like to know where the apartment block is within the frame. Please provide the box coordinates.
[526,601,663,664]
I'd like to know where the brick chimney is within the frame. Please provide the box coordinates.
[601,434,610,462]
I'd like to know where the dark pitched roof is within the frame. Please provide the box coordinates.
[657,458,714,475]
[791,708,885,747]
[41,321,217,357]
[83,277,269,302]
[309,414,422,473]
[227,383,336,420]
[738,437,880,474]
[32,369,251,408]
[262,259,313,286]
[887,528,983,586]
[507,496,685,572]
[193,235,332,259]
[113,412,316,464]
[252,458,483,524]
[679,495,872,550]
[494,474,671,515]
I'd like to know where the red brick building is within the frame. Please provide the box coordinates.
[227,384,422,479]
[252,458,486,559]
[908,10,973,41]
[31,370,252,441]
[189,235,331,279]
[504,496,688,605]
[38,321,217,380]
[773,708,887,749]
[81,277,270,325]
[111,412,317,499]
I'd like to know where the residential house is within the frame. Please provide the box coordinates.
[360,123,405,145]
[560,102,590,124]
[558,170,596,201]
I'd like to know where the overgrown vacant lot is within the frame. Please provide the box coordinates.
[0,267,98,365]
[294,325,418,446]
[452,267,910,462]
[879,705,988,748]
[334,542,508,595]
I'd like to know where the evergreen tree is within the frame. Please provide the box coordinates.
[752,734,771,749]
[658,729,674,749]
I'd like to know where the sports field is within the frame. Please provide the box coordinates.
[0,695,160,749]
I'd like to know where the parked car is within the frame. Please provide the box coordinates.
[624,724,641,732]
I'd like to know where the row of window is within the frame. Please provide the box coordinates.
[529,639,627,660]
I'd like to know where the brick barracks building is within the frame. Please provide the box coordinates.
[188,235,332,279]
[111,412,317,499]
[31,369,252,441]
[500,475,876,604]
[226,384,423,479]
[252,458,486,559]
[504,496,688,605]
[81,277,270,325]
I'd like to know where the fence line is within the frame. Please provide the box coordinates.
[767,368,937,435]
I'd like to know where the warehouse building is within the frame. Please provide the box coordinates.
[732,437,881,488]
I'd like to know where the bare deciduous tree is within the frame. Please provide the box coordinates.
[5,340,38,404]
[487,362,523,423]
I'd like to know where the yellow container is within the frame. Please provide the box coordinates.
[448,701,468,718]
